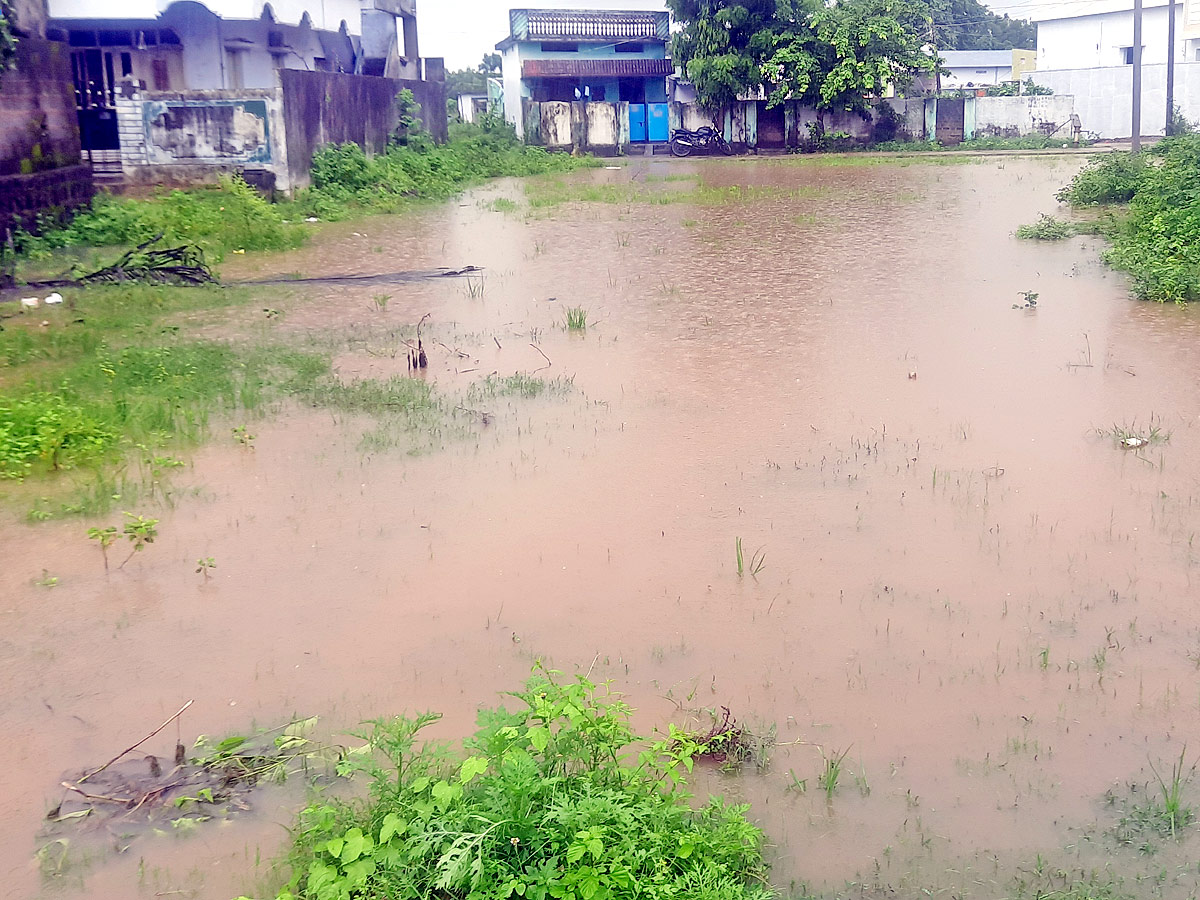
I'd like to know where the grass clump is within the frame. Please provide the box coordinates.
[1057,152,1148,206]
[17,175,304,263]
[302,128,592,220]
[564,306,588,331]
[468,373,573,400]
[1111,748,1196,849]
[266,670,772,900]
[1016,214,1075,241]
[1056,136,1200,302]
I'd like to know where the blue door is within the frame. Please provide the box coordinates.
[629,104,647,142]
[647,103,669,142]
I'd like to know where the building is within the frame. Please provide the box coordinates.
[32,0,444,191]
[456,77,502,123]
[1032,0,1199,68]
[1031,0,1200,137]
[0,0,93,241]
[496,6,673,144]
[939,49,1035,88]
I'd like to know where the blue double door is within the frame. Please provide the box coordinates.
[629,103,669,143]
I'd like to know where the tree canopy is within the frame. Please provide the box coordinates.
[668,0,940,117]
[445,53,502,98]
[667,0,1035,116]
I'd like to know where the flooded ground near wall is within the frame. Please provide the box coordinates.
[2,153,1200,900]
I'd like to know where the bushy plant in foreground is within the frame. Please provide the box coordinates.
[18,175,305,261]
[262,670,773,900]
[1056,151,1148,206]
[1016,214,1074,241]
[1057,135,1200,303]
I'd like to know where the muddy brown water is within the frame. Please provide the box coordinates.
[2,155,1199,900]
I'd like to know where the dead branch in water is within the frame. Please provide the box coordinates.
[77,700,194,785]
[29,236,216,288]
[530,344,552,372]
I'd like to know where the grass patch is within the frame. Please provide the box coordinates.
[262,670,772,900]
[1096,417,1171,450]
[300,128,594,220]
[16,175,305,264]
[0,284,463,517]
[1016,214,1075,241]
[1057,152,1149,206]
[1110,749,1196,849]
[564,306,588,331]
[467,373,574,400]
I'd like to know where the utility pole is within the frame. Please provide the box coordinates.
[1132,0,1143,150]
[1167,0,1177,134]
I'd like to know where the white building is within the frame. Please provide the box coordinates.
[939,50,1018,87]
[1032,0,1200,68]
[1029,0,1200,136]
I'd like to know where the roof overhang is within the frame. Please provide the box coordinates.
[522,58,674,79]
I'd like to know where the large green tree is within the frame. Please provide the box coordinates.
[669,0,939,127]
[929,0,1035,50]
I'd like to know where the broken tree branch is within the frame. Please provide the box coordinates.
[77,700,194,785]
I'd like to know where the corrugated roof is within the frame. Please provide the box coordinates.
[939,50,1016,67]
[522,57,674,78]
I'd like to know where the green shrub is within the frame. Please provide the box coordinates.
[0,394,115,478]
[18,175,305,261]
[267,670,773,900]
[1057,152,1148,205]
[302,133,592,219]
[1103,134,1200,302]
[1016,214,1074,241]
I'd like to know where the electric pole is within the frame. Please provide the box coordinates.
[1132,0,1143,150]
[1167,0,1177,134]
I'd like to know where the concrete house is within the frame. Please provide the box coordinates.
[497,6,673,146]
[1031,0,1200,137]
[40,0,445,190]
[939,49,1036,88]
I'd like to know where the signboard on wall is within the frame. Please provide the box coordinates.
[142,99,272,165]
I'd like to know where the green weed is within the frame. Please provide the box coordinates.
[564,307,588,331]
[1016,214,1074,241]
[263,668,772,900]
[735,537,766,578]
[467,374,573,400]
[818,746,851,800]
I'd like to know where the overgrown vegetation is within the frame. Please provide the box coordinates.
[302,125,592,221]
[1016,214,1074,241]
[263,670,772,900]
[16,176,305,263]
[0,0,17,81]
[0,284,451,518]
[1057,136,1200,302]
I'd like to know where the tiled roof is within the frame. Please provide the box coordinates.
[522,58,674,78]
[510,9,670,42]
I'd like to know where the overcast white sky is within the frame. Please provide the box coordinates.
[418,0,1046,72]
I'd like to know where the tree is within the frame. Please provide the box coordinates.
[928,0,1035,50]
[669,0,939,134]
[666,0,777,116]
[445,53,502,99]
[1,0,18,82]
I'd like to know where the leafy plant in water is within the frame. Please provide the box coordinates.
[1013,290,1039,309]
[1016,214,1074,241]
[120,512,158,568]
[196,557,216,581]
[735,537,766,578]
[87,525,119,571]
[232,425,256,447]
[1148,747,1195,839]
[269,667,772,900]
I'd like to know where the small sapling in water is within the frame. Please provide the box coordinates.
[120,513,159,568]
[196,557,216,582]
[87,525,119,571]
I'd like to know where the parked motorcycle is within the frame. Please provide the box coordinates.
[669,126,734,157]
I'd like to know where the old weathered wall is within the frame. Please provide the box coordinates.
[118,89,289,191]
[973,95,1076,138]
[279,69,448,190]
[0,37,82,176]
[1034,63,1200,138]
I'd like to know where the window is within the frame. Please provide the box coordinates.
[1121,46,1144,64]
[615,42,644,53]
[120,52,132,77]
[226,50,245,89]
[540,42,578,52]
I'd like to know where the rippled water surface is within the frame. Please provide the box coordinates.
[3,153,1199,900]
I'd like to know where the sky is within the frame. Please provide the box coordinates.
[418,0,1050,72]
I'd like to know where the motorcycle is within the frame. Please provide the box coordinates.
[669,126,734,158]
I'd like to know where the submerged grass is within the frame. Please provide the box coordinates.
[259,670,772,900]
[467,373,574,400]
[0,284,468,517]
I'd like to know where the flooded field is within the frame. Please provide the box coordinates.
[2,153,1199,900]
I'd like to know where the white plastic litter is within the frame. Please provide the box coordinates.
[305,217,320,223]
[19,297,39,309]
[44,292,64,305]
[1120,436,1147,449]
